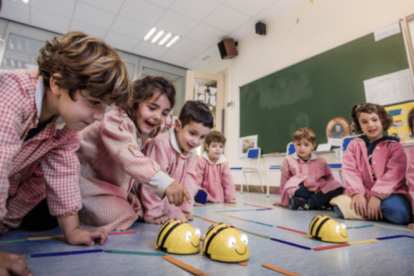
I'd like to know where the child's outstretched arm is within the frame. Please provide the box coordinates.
[58,214,108,246]
[221,162,236,203]
[0,252,32,276]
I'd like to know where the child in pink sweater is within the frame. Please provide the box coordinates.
[194,130,236,204]
[404,107,414,229]
[274,127,343,210]
[332,103,411,224]
[139,101,213,223]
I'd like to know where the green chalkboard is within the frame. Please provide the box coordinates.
[240,31,410,154]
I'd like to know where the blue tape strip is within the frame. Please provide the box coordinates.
[31,249,103,258]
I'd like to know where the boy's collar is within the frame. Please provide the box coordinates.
[170,128,193,155]
[36,76,65,130]
[292,152,317,161]
[202,151,226,164]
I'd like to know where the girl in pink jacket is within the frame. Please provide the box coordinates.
[405,108,414,229]
[333,103,411,225]
[194,131,236,204]
[77,77,192,231]
[274,128,343,210]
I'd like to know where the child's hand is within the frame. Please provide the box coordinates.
[273,202,282,206]
[164,181,192,206]
[0,252,32,276]
[65,228,108,246]
[367,196,383,221]
[350,193,367,217]
[225,198,236,204]
[0,222,9,236]
[194,202,204,207]
[128,193,141,212]
[408,223,414,230]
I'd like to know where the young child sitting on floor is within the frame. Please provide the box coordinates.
[77,76,192,231]
[274,127,343,210]
[139,101,213,224]
[194,130,236,204]
[401,107,414,229]
[331,103,412,224]
[0,31,131,246]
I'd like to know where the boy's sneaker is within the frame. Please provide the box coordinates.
[289,197,310,210]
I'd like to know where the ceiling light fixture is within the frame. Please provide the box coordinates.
[21,0,29,4]
[151,30,164,43]
[166,35,180,48]
[158,33,171,46]
[144,27,156,41]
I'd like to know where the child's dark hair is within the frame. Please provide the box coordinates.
[292,127,316,144]
[205,130,226,147]
[408,108,414,135]
[123,76,176,137]
[179,101,214,128]
[351,103,393,133]
[37,31,130,107]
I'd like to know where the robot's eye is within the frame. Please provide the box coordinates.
[341,223,346,230]
[336,225,340,234]
[186,231,192,241]
[228,237,236,248]
[195,229,201,238]
[240,234,248,245]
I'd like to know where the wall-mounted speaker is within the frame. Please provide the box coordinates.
[218,39,238,60]
[255,22,266,36]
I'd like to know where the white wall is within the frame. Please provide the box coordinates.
[195,0,414,187]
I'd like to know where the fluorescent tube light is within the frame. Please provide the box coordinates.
[166,35,180,48]
[144,28,156,41]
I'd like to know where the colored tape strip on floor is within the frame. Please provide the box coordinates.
[244,203,273,209]
[0,238,26,244]
[353,225,374,229]
[348,239,379,245]
[240,229,271,239]
[163,256,207,276]
[262,263,302,276]
[313,244,350,251]
[277,226,307,235]
[223,204,237,208]
[374,224,412,232]
[270,238,312,250]
[27,236,64,241]
[376,235,406,241]
[31,249,103,258]
[104,250,165,256]
[108,231,136,236]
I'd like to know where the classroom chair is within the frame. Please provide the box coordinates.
[266,142,295,197]
[240,148,264,194]
[331,135,359,185]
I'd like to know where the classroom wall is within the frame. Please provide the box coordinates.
[195,0,414,189]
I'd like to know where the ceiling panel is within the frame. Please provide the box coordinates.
[69,20,107,39]
[110,16,152,40]
[143,0,174,9]
[173,38,209,57]
[73,2,116,29]
[133,41,169,60]
[155,11,199,37]
[31,8,70,34]
[78,0,124,13]
[0,1,30,24]
[223,0,276,17]
[186,23,227,46]
[30,0,76,18]
[160,49,193,67]
[203,5,250,33]
[105,31,140,52]
[119,0,165,26]
[184,45,220,69]
[169,0,220,21]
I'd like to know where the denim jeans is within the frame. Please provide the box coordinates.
[294,184,344,209]
[333,194,412,225]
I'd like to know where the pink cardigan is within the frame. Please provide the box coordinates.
[280,153,342,207]
[195,152,236,203]
[406,148,414,214]
[342,138,408,199]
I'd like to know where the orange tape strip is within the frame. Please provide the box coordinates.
[201,217,219,224]
[163,256,207,276]
[262,263,302,276]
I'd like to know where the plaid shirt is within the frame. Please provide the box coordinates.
[195,152,235,203]
[139,130,198,220]
[0,70,82,228]
[342,138,408,199]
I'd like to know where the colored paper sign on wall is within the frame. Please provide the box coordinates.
[384,101,414,142]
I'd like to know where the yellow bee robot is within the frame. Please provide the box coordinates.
[156,219,201,254]
[309,215,348,243]
[202,223,249,262]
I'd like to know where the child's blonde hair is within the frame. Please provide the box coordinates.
[205,130,226,147]
[292,127,316,144]
[351,103,393,133]
[37,31,131,107]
